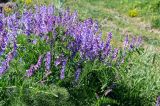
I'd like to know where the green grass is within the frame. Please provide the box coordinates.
[116,47,160,105]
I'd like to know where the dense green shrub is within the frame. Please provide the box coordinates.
[0,85,70,106]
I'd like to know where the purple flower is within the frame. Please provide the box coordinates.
[39,6,48,34]
[156,96,160,106]
[106,32,112,44]
[13,41,17,51]
[0,20,3,31]
[21,12,34,35]
[26,65,35,77]
[123,35,129,49]
[0,50,15,76]
[71,10,78,23]
[25,55,43,77]
[130,37,136,49]
[6,52,14,62]
[0,5,143,78]
[54,56,64,66]
[47,6,54,15]
[32,39,37,44]
[112,48,119,59]
[136,36,142,47]
[75,68,81,81]
[0,7,2,13]
[0,32,8,55]
[34,55,43,70]
[40,22,48,34]
[45,52,51,71]
[46,16,54,32]
[103,44,111,59]
[101,33,112,59]
[13,41,17,57]
[0,61,9,75]
[60,60,67,79]
[34,13,41,35]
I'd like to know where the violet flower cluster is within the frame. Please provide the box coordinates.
[121,35,142,63]
[26,55,43,77]
[0,31,8,56]
[123,35,142,51]
[0,5,142,80]
[0,47,17,76]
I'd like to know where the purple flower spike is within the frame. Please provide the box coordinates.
[25,55,43,77]
[13,41,17,51]
[112,48,119,59]
[107,32,112,44]
[156,96,160,106]
[0,20,3,31]
[130,37,136,49]
[0,61,9,76]
[103,44,111,59]
[45,52,51,72]
[32,39,37,44]
[26,65,35,77]
[47,6,54,15]
[60,60,67,80]
[55,58,62,66]
[13,41,17,57]
[0,50,16,76]
[123,35,129,48]
[34,55,43,70]
[6,51,14,62]
[0,32,8,56]
[136,36,142,47]
[54,55,65,66]
[75,68,81,82]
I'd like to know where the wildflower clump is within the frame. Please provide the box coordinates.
[128,9,138,17]
[0,5,142,79]
[0,5,143,106]
[25,0,32,5]
[3,6,12,13]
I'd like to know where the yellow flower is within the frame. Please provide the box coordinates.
[128,9,138,17]
[25,0,32,5]
[4,6,12,13]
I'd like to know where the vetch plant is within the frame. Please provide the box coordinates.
[0,5,144,105]
[0,5,142,80]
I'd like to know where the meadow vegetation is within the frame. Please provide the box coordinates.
[0,0,160,106]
